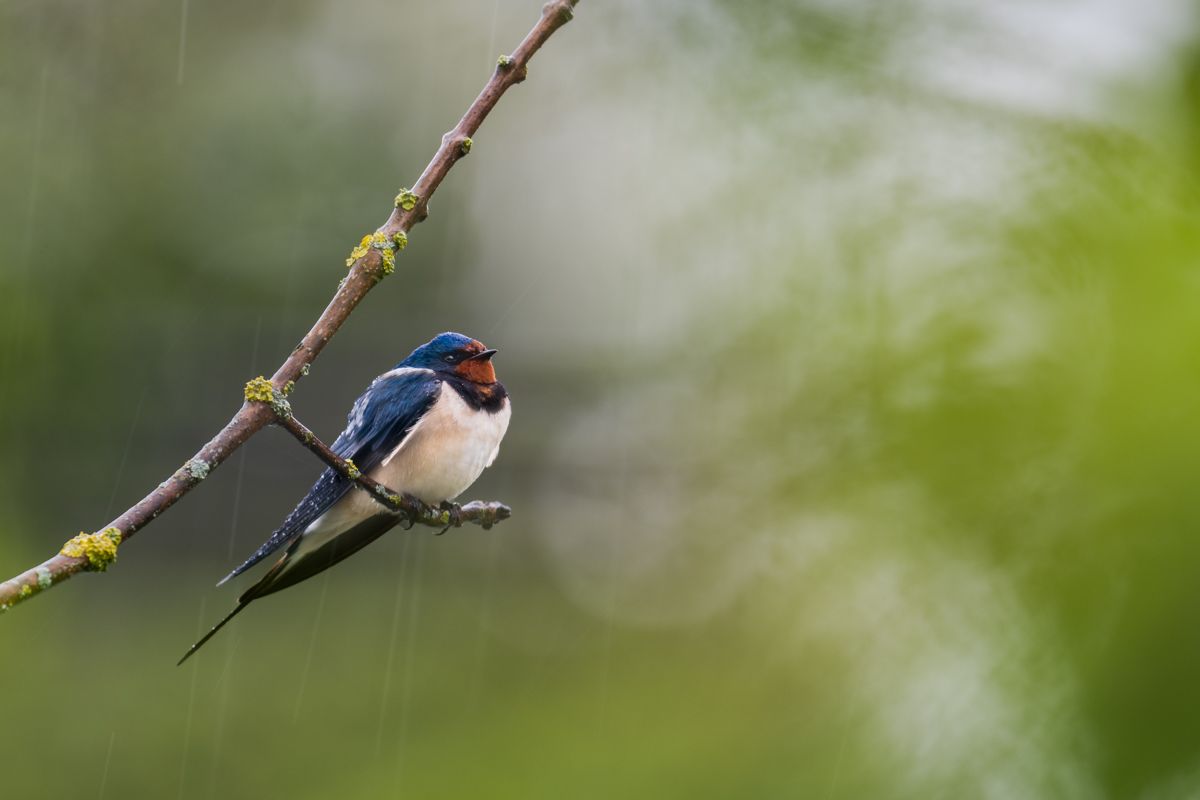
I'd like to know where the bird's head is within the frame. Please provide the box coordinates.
[400,332,499,383]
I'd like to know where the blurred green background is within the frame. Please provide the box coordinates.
[3,0,1200,797]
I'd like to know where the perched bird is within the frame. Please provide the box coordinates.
[178,332,511,664]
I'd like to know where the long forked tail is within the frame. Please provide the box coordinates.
[177,601,251,666]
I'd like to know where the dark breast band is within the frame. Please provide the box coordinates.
[443,377,508,413]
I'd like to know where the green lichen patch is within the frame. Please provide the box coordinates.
[344,459,362,480]
[459,137,473,155]
[371,485,403,508]
[186,458,210,481]
[60,527,123,572]
[301,363,311,377]
[394,188,419,211]
[497,54,513,68]
[35,566,52,589]
[283,380,295,396]
[271,394,292,419]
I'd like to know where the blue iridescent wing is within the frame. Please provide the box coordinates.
[217,368,440,585]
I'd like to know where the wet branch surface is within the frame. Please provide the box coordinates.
[0,0,578,611]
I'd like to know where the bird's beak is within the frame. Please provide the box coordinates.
[466,348,497,362]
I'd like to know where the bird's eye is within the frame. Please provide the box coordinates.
[443,354,457,363]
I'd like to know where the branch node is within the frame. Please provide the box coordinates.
[394,188,420,211]
[459,137,473,156]
[244,375,292,418]
[273,396,293,419]
[60,528,123,572]
[348,231,408,277]
[544,0,575,25]
[185,458,211,482]
[244,376,274,403]
[497,53,528,82]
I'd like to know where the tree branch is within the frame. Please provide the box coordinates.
[274,411,510,530]
[0,0,577,612]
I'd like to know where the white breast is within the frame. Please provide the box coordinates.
[374,383,511,504]
[292,383,510,560]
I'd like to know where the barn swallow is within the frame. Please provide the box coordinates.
[178,332,510,664]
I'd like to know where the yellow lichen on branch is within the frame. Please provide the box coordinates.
[394,188,419,211]
[244,375,292,418]
[345,234,372,267]
[60,528,123,572]
[244,376,275,403]
[345,231,407,275]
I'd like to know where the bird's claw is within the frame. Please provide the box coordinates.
[435,501,461,535]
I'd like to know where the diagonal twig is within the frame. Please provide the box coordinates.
[274,411,511,530]
[0,0,578,611]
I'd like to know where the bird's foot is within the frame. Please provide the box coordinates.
[395,493,426,530]
[435,501,462,535]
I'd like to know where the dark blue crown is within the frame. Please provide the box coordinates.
[399,332,477,369]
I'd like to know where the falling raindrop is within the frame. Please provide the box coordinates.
[176,0,189,85]
[292,573,330,722]
[374,535,413,755]
[392,536,426,793]
[97,731,116,800]
[178,598,207,800]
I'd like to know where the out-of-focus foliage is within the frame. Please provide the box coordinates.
[2,0,1199,797]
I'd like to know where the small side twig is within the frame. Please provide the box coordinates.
[274,413,511,530]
